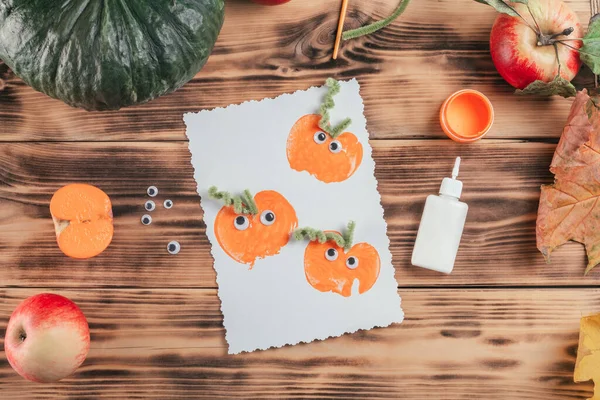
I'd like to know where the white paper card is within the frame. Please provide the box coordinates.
[184,79,404,354]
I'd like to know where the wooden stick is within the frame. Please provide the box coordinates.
[332,0,349,60]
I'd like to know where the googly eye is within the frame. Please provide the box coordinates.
[144,200,155,212]
[325,248,338,261]
[260,210,276,226]
[234,215,250,231]
[163,199,173,209]
[147,186,158,197]
[346,256,359,269]
[141,214,152,225]
[313,131,327,144]
[329,140,342,154]
[167,241,180,255]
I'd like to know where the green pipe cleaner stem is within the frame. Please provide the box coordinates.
[319,78,352,139]
[294,221,356,251]
[242,189,259,215]
[208,186,258,215]
[341,0,411,41]
[342,221,356,249]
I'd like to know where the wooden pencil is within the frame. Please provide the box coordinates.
[332,0,349,60]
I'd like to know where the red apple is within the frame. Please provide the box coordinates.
[4,293,90,383]
[250,0,291,5]
[490,0,583,89]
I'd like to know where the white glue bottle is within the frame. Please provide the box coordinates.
[411,157,468,274]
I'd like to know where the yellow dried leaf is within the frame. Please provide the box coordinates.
[575,314,600,399]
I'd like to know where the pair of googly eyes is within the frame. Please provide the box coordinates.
[144,199,173,212]
[313,131,342,154]
[325,248,359,269]
[234,210,276,231]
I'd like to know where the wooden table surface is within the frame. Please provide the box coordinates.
[1,0,600,398]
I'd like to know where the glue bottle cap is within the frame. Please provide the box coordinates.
[439,157,463,199]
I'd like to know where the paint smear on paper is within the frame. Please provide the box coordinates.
[303,234,380,297]
[214,190,298,267]
[287,114,363,183]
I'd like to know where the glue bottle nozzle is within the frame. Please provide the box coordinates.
[452,157,461,180]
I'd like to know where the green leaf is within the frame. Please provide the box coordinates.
[514,75,577,98]
[512,0,528,3]
[473,0,522,17]
[581,14,600,75]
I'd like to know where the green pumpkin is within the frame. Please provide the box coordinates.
[0,0,225,110]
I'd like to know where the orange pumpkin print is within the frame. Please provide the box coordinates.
[303,232,380,297]
[50,184,114,259]
[287,114,363,183]
[214,190,298,267]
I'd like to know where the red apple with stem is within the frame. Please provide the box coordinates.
[4,293,90,383]
[250,0,291,5]
[489,0,583,89]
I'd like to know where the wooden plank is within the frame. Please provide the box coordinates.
[0,0,592,142]
[0,140,594,288]
[592,0,599,16]
[0,288,594,399]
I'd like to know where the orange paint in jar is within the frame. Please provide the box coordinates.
[440,90,494,143]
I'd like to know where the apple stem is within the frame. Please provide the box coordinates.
[559,40,597,58]
[553,44,562,76]
[19,331,26,342]
[538,28,574,47]
[527,4,542,35]
[553,27,574,39]
[515,4,541,36]
[525,3,575,48]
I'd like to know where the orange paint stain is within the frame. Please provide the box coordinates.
[287,114,363,183]
[303,232,380,297]
[214,190,298,267]
[50,184,114,259]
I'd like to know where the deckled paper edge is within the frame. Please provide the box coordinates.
[183,79,404,354]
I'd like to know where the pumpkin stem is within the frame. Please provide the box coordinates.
[241,189,259,215]
[341,0,411,41]
[294,221,356,251]
[342,220,356,250]
[208,186,258,215]
[294,228,346,248]
[318,78,352,139]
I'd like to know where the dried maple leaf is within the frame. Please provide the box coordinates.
[536,90,600,275]
[575,314,600,399]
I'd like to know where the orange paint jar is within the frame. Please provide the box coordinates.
[440,90,494,143]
